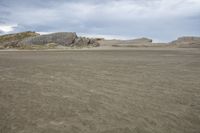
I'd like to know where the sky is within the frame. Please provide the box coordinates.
[0,0,200,42]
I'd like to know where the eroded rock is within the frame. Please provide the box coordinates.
[19,32,77,46]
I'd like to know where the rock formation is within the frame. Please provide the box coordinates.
[170,37,200,48]
[73,37,100,47]
[1,32,199,49]
[19,32,77,46]
[0,31,39,48]
[0,32,100,48]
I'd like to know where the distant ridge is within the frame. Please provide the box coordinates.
[169,37,200,48]
[0,31,199,49]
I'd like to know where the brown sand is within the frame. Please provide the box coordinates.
[0,48,200,133]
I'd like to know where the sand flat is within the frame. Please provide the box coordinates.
[0,48,200,133]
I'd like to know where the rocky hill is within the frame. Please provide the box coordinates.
[169,37,200,48]
[0,32,99,49]
[98,36,200,48]
[98,37,153,47]
[19,32,77,46]
[0,31,39,48]
[1,32,199,49]
[125,38,153,44]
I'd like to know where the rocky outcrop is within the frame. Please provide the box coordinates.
[73,37,100,47]
[18,32,77,46]
[0,31,39,48]
[0,32,100,48]
[18,32,100,47]
[170,37,200,48]
[2,32,199,49]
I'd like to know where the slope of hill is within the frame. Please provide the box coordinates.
[0,32,99,49]
[169,37,200,48]
[0,31,39,48]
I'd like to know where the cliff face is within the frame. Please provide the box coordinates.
[19,32,77,46]
[170,37,200,48]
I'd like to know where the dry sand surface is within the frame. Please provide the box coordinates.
[0,48,200,133]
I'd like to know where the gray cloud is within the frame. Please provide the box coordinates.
[0,0,200,41]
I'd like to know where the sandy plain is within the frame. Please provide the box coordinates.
[0,48,200,133]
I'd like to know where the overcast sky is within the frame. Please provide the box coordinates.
[0,0,200,42]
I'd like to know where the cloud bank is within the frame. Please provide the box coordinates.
[0,0,200,41]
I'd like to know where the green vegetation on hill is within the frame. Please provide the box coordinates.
[0,31,39,48]
[0,31,39,43]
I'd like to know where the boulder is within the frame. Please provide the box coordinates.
[73,37,90,46]
[73,37,100,47]
[90,39,100,47]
